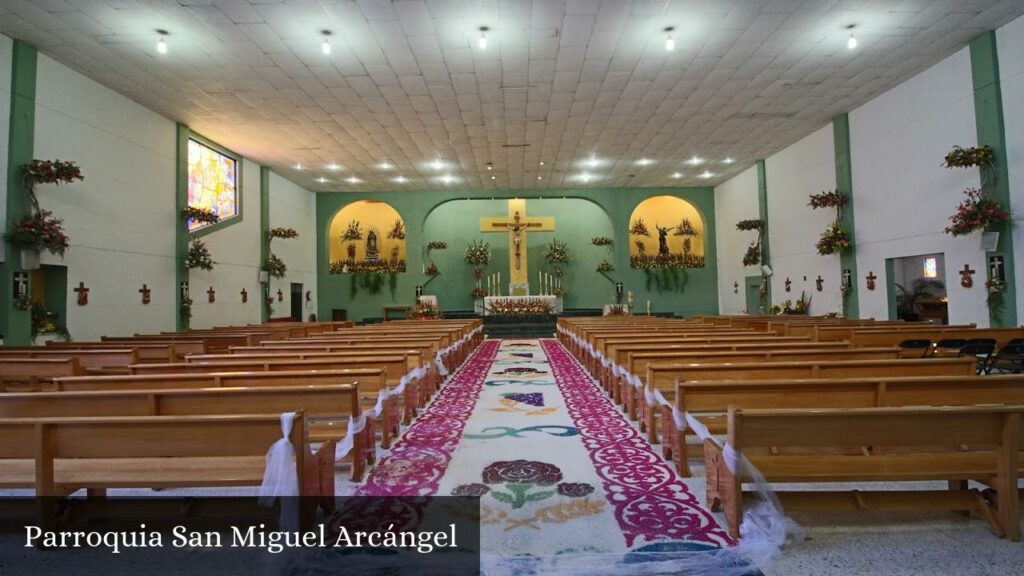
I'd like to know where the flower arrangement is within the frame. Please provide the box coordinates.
[473,267,484,280]
[4,210,70,256]
[808,190,847,209]
[427,241,448,251]
[386,219,405,240]
[944,145,994,169]
[486,299,553,318]
[543,239,570,265]
[186,238,216,270]
[471,287,487,299]
[29,300,69,340]
[552,287,564,297]
[263,253,287,278]
[944,187,1010,236]
[180,297,194,320]
[986,278,1005,317]
[425,262,439,275]
[735,219,764,232]
[596,259,614,273]
[182,206,220,229]
[816,221,851,255]
[465,239,491,265]
[341,220,363,242]
[771,292,812,315]
[674,219,698,237]
[15,297,34,311]
[629,218,650,237]
[606,305,628,316]
[23,159,84,214]
[591,236,613,247]
[268,227,298,240]
[742,243,761,267]
[412,301,439,319]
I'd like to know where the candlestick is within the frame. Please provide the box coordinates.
[498,272,501,296]
[646,300,651,315]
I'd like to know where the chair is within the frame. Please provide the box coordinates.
[899,339,932,358]
[959,341,997,374]
[928,338,966,357]
[985,343,1024,375]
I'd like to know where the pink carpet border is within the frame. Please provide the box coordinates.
[541,339,733,549]
[357,340,500,496]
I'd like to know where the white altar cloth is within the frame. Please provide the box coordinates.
[482,295,561,315]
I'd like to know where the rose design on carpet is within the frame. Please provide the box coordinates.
[490,393,557,415]
[452,460,595,510]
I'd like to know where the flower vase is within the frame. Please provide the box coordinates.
[20,248,41,271]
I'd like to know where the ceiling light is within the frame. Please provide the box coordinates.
[539,161,545,166]
[429,159,445,171]
[156,37,167,54]
[537,175,542,181]
[585,155,601,168]
[686,156,704,166]
[664,27,675,51]
[345,176,361,184]
[326,163,340,171]
[440,174,455,184]
[723,157,735,164]
[699,170,714,179]
[578,172,593,183]
[317,177,328,183]
[294,163,303,170]
[377,162,394,170]
[636,158,654,166]
[392,175,408,183]
[671,172,683,179]
[486,164,493,170]
[478,26,489,50]
[846,25,858,50]
[490,175,496,180]
[321,31,332,55]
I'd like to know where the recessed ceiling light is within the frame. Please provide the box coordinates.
[440,174,456,184]
[156,37,167,54]
[686,156,704,166]
[537,175,542,180]
[428,159,446,171]
[326,163,341,171]
[846,25,858,50]
[699,170,714,179]
[486,164,493,170]
[539,161,545,166]
[671,172,683,179]
[345,176,361,184]
[490,175,496,180]
[392,175,408,183]
[577,172,594,183]
[478,26,489,50]
[377,162,393,170]
[321,31,332,55]
[723,157,735,164]
[317,177,328,183]
[664,27,675,51]
[294,163,303,170]
[636,158,654,166]
[584,155,602,168]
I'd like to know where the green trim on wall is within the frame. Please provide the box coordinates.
[969,31,1017,327]
[259,166,270,322]
[174,123,189,330]
[186,132,245,238]
[756,160,772,311]
[833,113,860,319]
[1,40,38,344]
[884,258,898,321]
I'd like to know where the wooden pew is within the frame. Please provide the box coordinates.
[0,358,83,391]
[705,405,1021,540]
[0,348,139,373]
[44,341,178,363]
[0,384,372,482]
[0,412,324,530]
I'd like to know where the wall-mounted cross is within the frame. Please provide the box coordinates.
[277,289,284,302]
[866,271,877,291]
[784,278,792,292]
[74,281,90,306]
[240,288,248,303]
[139,284,151,304]
[733,281,738,293]
[207,286,216,303]
[815,275,824,292]
[959,264,976,288]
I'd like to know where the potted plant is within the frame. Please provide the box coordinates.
[894,278,945,321]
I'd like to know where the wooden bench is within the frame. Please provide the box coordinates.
[0,348,139,374]
[0,384,372,482]
[0,358,83,391]
[0,412,325,530]
[705,405,1021,540]
[44,341,179,363]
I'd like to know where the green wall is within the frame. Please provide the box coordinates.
[316,188,719,321]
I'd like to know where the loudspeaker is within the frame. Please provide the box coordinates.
[980,232,999,252]
[761,265,773,276]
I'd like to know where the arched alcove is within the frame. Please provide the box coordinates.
[328,200,406,273]
[628,195,706,269]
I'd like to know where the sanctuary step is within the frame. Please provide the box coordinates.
[482,316,557,339]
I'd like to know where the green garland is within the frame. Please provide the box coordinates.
[643,267,688,293]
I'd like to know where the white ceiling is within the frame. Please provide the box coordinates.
[2,0,1022,193]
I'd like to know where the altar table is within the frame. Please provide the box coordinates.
[481,295,561,315]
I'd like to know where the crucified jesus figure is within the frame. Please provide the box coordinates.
[495,211,540,271]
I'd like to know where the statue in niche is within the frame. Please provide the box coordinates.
[656,224,671,256]
[364,229,381,263]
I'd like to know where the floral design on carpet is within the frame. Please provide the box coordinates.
[485,379,556,387]
[490,393,557,416]
[492,366,548,378]
[463,425,579,439]
[541,339,732,548]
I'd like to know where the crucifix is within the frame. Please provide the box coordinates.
[207,286,216,303]
[74,281,89,306]
[139,284,151,305]
[13,272,28,299]
[784,278,792,292]
[480,199,555,294]
[277,289,284,302]
[960,264,975,288]
[240,288,248,303]
[866,271,877,291]
[815,275,824,292]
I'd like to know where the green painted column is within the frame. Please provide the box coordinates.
[970,31,1017,327]
[259,166,270,322]
[174,123,189,330]
[833,114,860,318]
[1,40,38,345]
[756,160,772,312]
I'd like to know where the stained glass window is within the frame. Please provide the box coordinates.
[187,138,238,231]
[923,257,937,278]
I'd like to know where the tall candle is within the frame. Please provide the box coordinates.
[498,272,501,296]
[646,300,651,315]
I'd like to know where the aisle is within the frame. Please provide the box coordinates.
[360,339,738,572]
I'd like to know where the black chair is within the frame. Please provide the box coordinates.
[986,343,1024,375]
[958,342,997,374]
[899,339,932,358]
[928,338,966,357]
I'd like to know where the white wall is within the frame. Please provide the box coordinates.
[765,124,841,314]
[0,32,12,251]
[714,165,759,313]
[268,172,318,321]
[998,14,1024,322]
[34,53,178,340]
[851,47,988,326]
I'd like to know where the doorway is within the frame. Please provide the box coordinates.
[886,253,947,323]
[744,275,764,314]
[290,283,303,321]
